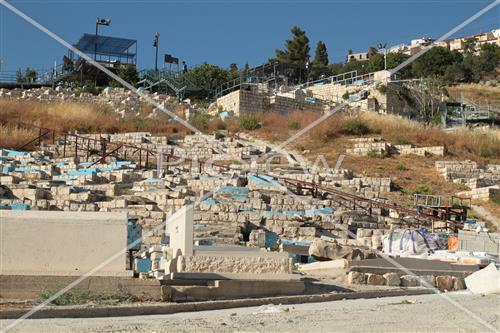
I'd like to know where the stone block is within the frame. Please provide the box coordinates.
[347,271,366,285]
[436,275,454,291]
[366,273,385,285]
[401,275,419,287]
[418,275,436,288]
[383,273,401,286]
[453,276,466,291]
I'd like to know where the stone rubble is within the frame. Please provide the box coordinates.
[435,160,500,201]
[1,131,406,250]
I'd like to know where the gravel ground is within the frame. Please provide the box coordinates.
[1,292,499,333]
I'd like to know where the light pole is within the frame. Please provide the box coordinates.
[95,17,111,61]
[273,61,279,92]
[306,61,310,84]
[378,43,388,82]
[153,32,160,75]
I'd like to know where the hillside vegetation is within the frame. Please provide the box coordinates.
[0,100,190,149]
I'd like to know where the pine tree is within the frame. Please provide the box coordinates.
[229,63,239,80]
[241,62,250,81]
[274,26,310,82]
[275,26,310,65]
[16,68,24,83]
[313,41,329,66]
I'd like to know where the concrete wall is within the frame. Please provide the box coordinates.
[0,275,161,300]
[0,211,131,276]
[458,230,500,254]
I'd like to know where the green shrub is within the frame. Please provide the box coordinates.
[342,91,350,100]
[367,150,389,158]
[376,83,387,94]
[214,132,225,140]
[394,136,412,145]
[238,115,259,130]
[341,118,371,135]
[130,117,147,130]
[492,193,500,205]
[391,182,405,193]
[479,146,492,158]
[395,161,407,171]
[40,289,138,306]
[413,184,430,195]
[190,113,211,130]
[287,120,300,130]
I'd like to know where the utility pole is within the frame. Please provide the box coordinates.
[153,32,160,75]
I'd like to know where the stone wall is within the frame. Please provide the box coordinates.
[180,253,290,274]
[215,89,325,116]
[346,137,445,157]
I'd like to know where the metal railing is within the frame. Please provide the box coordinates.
[294,70,358,90]
[138,68,203,99]
[0,64,73,86]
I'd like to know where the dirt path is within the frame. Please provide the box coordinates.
[1,292,498,333]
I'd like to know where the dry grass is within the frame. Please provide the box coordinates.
[227,110,499,162]
[0,100,191,149]
[0,125,38,149]
[446,84,500,106]
[230,109,499,209]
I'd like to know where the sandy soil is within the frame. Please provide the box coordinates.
[1,292,498,333]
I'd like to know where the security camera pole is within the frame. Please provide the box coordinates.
[95,17,111,61]
[153,32,160,75]
[378,42,388,82]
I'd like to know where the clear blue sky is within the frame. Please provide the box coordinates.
[0,0,499,73]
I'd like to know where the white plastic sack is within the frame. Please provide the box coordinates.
[465,263,500,295]
[252,304,285,314]
[382,229,443,256]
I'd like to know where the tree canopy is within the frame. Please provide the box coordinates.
[275,26,311,66]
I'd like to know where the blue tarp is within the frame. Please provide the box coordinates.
[144,178,162,183]
[216,186,249,194]
[14,167,41,173]
[3,149,28,157]
[127,218,142,251]
[67,168,97,176]
[201,199,218,206]
[282,239,311,247]
[248,175,280,187]
[219,111,232,120]
[0,203,30,210]
[265,230,279,249]
[305,207,334,216]
[112,161,132,166]
[134,258,151,273]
